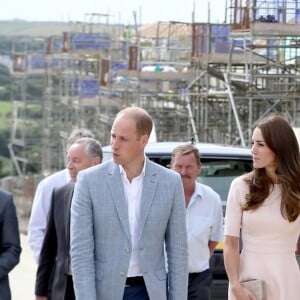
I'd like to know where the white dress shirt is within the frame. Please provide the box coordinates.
[119,161,146,277]
[28,168,70,263]
[186,181,223,273]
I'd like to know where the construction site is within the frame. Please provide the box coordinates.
[3,0,300,219]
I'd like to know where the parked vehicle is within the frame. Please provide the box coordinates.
[103,141,253,299]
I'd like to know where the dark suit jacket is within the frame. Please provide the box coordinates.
[0,188,21,300]
[35,181,74,300]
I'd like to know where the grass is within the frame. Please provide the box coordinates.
[0,101,12,130]
[0,154,11,177]
[0,101,12,177]
[0,20,71,37]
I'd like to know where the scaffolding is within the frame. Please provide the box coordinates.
[9,1,300,175]
[42,14,124,173]
[190,0,300,146]
[109,21,195,141]
[9,37,45,175]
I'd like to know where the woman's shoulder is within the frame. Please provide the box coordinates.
[233,173,250,182]
[231,173,251,189]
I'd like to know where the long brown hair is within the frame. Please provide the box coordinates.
[244,115,300,222]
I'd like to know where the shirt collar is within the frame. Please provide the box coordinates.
[193,181,203,200]
[65,168,72,182]
[118,156,147,178]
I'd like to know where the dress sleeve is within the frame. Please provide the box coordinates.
[224,176,248,237]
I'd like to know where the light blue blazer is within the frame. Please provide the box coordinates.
[70,158,188,300]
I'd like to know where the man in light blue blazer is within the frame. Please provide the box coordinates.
[70,106,188,300]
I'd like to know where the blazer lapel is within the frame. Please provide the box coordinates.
[107,163,131,242]
[64,182,74,246]
[137,160,158,242]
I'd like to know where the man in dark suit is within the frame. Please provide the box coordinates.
[35,137,102,300]
[0,188,21,300]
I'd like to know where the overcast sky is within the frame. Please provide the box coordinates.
[1,0,227,24]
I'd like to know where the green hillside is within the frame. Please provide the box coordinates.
[0,101,11,130]
[0,19,123,37]
[0,101,12,176]
[0,20,72,37]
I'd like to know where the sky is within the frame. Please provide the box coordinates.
[1,0,228,24]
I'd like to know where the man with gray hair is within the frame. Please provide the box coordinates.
[28,128,95,263]
[35,137,102,300]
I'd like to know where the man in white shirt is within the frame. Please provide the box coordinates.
[28,128,95,263]
[70,107,188,300]
[171,143,223,300]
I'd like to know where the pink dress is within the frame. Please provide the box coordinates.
[224,175,300,300]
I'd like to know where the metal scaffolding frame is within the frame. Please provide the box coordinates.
[9,37,45,175]
[189,0,300,146]
[9,1,300,175]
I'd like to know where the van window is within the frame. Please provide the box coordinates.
[199,159,252,204]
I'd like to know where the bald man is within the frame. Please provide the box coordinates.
[70,107,188,300]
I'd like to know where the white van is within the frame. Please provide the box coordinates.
[102,141,253,300]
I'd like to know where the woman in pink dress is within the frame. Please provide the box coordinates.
[224,115,300,300]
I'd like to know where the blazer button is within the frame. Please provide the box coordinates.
[125,247,130,253]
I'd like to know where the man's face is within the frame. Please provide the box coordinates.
[66,143,97,182]
[171,152,201,187]
[110,114,147,167]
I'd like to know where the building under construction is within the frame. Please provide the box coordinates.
[190,0,300,147]
[9,0,300,175]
